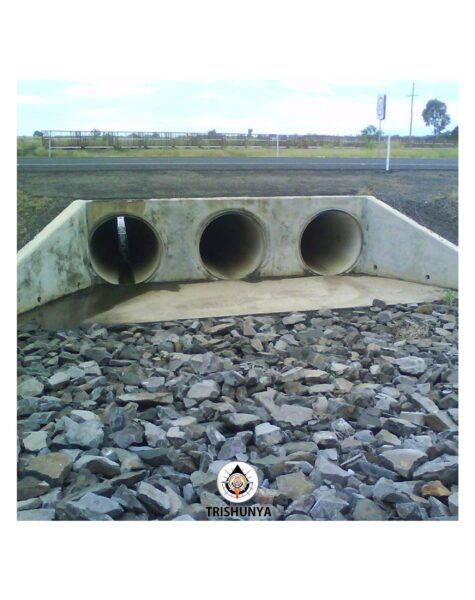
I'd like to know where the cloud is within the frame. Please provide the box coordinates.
[17,95,54,104]
[61,81,157,99]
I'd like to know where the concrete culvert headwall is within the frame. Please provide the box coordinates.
[89,215,161,284]
[300,210,363,275]
[199,211,265,279]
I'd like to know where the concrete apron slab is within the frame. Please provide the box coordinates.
[80,275,445,325]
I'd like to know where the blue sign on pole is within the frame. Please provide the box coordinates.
[377,94,387,120]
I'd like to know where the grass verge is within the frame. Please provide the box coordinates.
[17,137,458,160]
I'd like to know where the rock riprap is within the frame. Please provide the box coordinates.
[17,300,458,520]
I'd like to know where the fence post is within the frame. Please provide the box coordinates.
[276,134,279,158]
[385,135,391,171]
[48,134,51,159]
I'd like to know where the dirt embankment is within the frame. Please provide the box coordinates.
[17,169,458,250]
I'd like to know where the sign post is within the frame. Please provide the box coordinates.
[386,135,391,171]
[377,94,386,130]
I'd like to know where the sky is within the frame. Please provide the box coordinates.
[17,79,458,137]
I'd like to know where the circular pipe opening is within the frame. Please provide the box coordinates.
[300,210,363,275]
[199,211,265,279]
[89,215,161,284]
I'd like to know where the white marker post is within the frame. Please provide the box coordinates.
[276,134,280,158]
[386,135,391,171]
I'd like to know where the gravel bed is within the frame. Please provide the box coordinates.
[17,298,458,521]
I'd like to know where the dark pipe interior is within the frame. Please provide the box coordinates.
[89,216,160,284]
[300,210,362,275]
[199,212,265,279]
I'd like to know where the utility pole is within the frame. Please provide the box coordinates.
[407,82,418,140]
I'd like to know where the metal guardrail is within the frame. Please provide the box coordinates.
[38,130,458,150]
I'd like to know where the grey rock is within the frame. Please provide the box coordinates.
[18,376,44,397]
[25,452,72,486]
[47,371,71,391]
[187,380,220,402]
[23,431,49,452]
[136,482,171,516]
[269,404,313,427]
[254,422,283,448]
[17,509,55,521]
[223,413,262,429]
[353,498,388,521]
[17,476,51,500]
[64,417,104,449]
[395,357,427,376]
[73,455,121,477]
[310,490,350,520]
[412,455,458,485]
[379,449,427,478]
[448,492,458,516]
[315,455,349,486]
[63,492,124,520]
[276,471,315,500]
[109,423,144,449]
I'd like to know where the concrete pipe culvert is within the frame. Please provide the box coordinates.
[300,210,363,275]
[89,215,161,285]
[199,211,266,279]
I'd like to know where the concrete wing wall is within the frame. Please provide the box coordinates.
[357,196,458,289]
[18,200,93,313]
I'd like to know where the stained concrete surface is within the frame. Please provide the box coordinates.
[18,275,448,329]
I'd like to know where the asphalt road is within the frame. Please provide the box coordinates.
[17,157,458,172]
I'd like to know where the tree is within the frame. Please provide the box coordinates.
[33,130,43,137]
[422,99,451,137]
[361,125,380,137]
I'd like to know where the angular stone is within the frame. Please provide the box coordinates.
[269,404,313,427]
[112,484,145,513]
[448,492,458,516]
[315,455,349,486]
[63,492,124,520]
[410,393,439,414]
[424,411,458,432]
[141,377,166,393]
[64,418,104,449]
[412,455,458,485]
[395,502,428,520]
[379,449,427,478]
[304,369,329,384]
[23,431,49,452]
[395,357,427,376]
[276,471,315,501]
[109,423,143,449]
[116,391,173,406]
[254,422,283,448]
[187,380,220,402]
[25,452,72,486]
[383,417,418,437]
[73,455,121,478]
[122,364,145,385]
[17,476,51,500]
[312,431,339,448]
[353,498,388,521]
[421,480,451,497]
[18,376,44,397]
[47,371,71,391]
[223,413,262,429]
[136,482,171,516]
[143,422,167,447]
[309,490,349,520]
[17,509,55,521]
[223,371,246,387]
[217,436,248,460]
